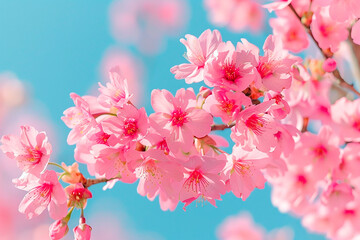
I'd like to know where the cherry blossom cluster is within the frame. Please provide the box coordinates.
[1,27,306,238]
[265,0,360,53]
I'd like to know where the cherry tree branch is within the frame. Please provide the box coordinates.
[82,177,119,188]
[288,4,360,97]
[211,123,235,131]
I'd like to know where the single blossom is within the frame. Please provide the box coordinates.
[179,155,226,209]
[65,183,92,209]
[1,125,52,176]
[98,66,132,110]
[170,29,222,84]
[18,170,68,220]
[149,88,212,153]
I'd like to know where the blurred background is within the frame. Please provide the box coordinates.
[0,0,326,239]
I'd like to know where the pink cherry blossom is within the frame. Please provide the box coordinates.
[1,125,52,176]
[223,147,270,200]
[311,7,349,52]
[326,0,360,22]
[62,93,97,145]
[98,66,132,110]
[231,100,278,153]
[149,88,212,153]
[254,35,300,92]
[288,126,341,178]
[179,155,226,209]
[127,149,183,210]
[91,145,137,183]
[204,0,265,33]
[170,29,222,84]
[204,42,256,91]
[321,182,354,210]
[102,104,149,145]
[18,170,67,220]
[331,97,360,142]
[203,87,251,124]
[65,183,92,209]
[269,11,309,53]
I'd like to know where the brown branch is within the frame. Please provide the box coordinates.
[82,177,119,188]
[211,123,235,131]
[288,4,360,97]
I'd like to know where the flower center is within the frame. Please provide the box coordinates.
[123,118,138,136]
[297,175,307,185]
[232,160,251,175]
[257,59,273,78]
[171,109,188,127]
[313,145,327,159]
[39,183,53,198]
[353,119,360,131]
[220,100,236,114]
[222,61,241,82]
[245,114,267,135]
[26,147,43,164]
[184,170,209,193]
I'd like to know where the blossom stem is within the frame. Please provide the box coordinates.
[48,162,68,173]
[288,3,360,97]
[211,123,235,131]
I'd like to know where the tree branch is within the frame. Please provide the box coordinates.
[288,4,360,97]
[211,123,235,131]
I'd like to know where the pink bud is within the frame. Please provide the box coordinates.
[74,218,92,240]
[49,219,69,240]
[322,58,337,72]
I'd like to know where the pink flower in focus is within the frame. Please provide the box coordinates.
[203,87,251,124]
[102,104,149,145]
[62,93,97,145]
[149,88,212,153]
[98,66,132,110]
[253,35,300,92]
[311,7,349,52]
[223,147,270,200]
[170,29,222,84]
[127,149,183,210]
[217,212,265,240]
[204,0,265,33]
[100,48,144,105]
[65,183,92,209]
[231,100,278,153]
[49,219,69,240]
[205,41,256,91]
[91,145,137,183]
[74,217,92,240]
[179,155,226,209]
[18,170,67,220]
[1,125,52,176]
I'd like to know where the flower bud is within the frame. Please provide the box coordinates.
[322,58,337,72]
[74,217,92,240]
[49,219,69,240]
